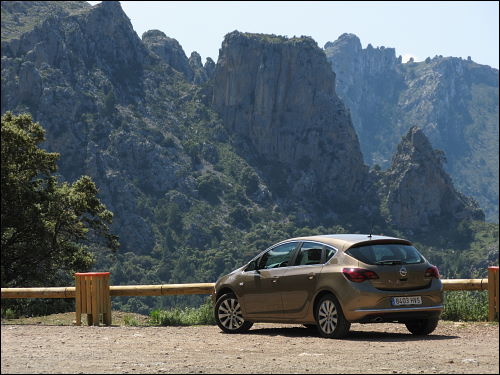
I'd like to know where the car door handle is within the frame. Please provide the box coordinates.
[308,273,315,280]
[272,276,280,283]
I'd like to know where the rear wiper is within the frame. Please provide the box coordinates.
[375,260,403,265]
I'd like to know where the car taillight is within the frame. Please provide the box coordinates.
[342,268,379,283]
[425,265,440,279]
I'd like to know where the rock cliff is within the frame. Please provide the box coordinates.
[212,31,369,218]
[1,1,196,254]
[381,127,484,230]
[142,29,194,81]
[325,33,499,222]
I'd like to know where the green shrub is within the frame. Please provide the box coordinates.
[123,315,139,326]
[149,298,215,326]
[442,291,489,321]
[239,166,259,195]
[196,173,223,203]
[1,308,17,319]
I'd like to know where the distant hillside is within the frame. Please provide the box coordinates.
[1,1,90,40]
[325,33,499,222]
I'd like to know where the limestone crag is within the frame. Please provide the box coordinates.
[188,51,209,84]
[142,29,194,81]
[325,33,499,221]
[1,1,196,253]
[324,33,403,167]
[212,31,368,213]
[142,30,214,84]
[382,127,484,230]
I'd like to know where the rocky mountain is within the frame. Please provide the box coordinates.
[141,29,214,84]
[324,33,499,222]
[380,126,484,230]
[0,1,237,259]
[212,32,369,220]
[1,2,495,310]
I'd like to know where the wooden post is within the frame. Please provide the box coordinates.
[85,276,92,325]
[74,272,111,326]
[91,275,98,325]
[75,275,82,326]
[488,266,499,321]
[103,274,112,325]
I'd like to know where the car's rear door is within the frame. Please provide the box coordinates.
[278,242,329,319]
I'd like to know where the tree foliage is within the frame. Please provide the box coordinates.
[1,112,118,287]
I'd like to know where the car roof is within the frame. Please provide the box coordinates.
[288,234,412,251]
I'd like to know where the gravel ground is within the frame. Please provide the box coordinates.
[1,321,498,374]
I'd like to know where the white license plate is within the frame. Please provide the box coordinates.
[391,296,422,306]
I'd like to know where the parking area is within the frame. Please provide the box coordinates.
[1,321,498,373]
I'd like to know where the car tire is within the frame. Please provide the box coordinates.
[405,318,439,335]
[315,294,350,339]
[214,293,253,334]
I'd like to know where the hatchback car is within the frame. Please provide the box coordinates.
[213,234,443,339]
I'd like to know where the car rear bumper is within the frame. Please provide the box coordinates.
[354,304,444,314]
[335,277,443,321]
[349,304,443,322]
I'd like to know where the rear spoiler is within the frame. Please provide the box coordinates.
[345,238,412,251]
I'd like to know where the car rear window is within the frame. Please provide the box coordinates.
[346,244,424,265]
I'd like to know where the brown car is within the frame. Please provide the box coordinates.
[213,234,443,339]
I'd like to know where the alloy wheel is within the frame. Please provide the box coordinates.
[318,299,338,334]
[217,297,244,330]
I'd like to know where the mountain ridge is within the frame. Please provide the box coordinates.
[1,1,496,313]
[324,33,499,222]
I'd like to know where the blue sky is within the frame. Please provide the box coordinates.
[88,1,499,68]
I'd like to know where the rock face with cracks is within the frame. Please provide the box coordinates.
[382,126,484,230]
[325,33,499,222]
[212,31,369,217]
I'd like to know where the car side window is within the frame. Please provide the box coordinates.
[295,242,324,266]
[259,242,297,269]
[244,259,258,272]
[325,246,337,262]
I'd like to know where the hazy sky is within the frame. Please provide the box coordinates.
[88,1,499,68]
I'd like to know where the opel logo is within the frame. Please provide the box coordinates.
[399,266,408,277]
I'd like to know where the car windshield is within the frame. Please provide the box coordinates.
[346,244,424,265]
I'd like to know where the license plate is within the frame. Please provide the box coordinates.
[391,296,422,306]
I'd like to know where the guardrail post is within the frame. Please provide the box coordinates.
[74,272,111,326]
[488,266,499,321]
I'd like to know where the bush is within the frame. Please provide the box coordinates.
[228,205,251,229]
[149,298,215,326]
[442,291,489,321]
[123,315,139,326]
[239,166,259,195]
[196,173,223,203]
[1,308,16,319]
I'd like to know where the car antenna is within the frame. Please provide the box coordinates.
[368,220,373,239]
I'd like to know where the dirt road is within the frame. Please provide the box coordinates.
[1,321,498,374]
